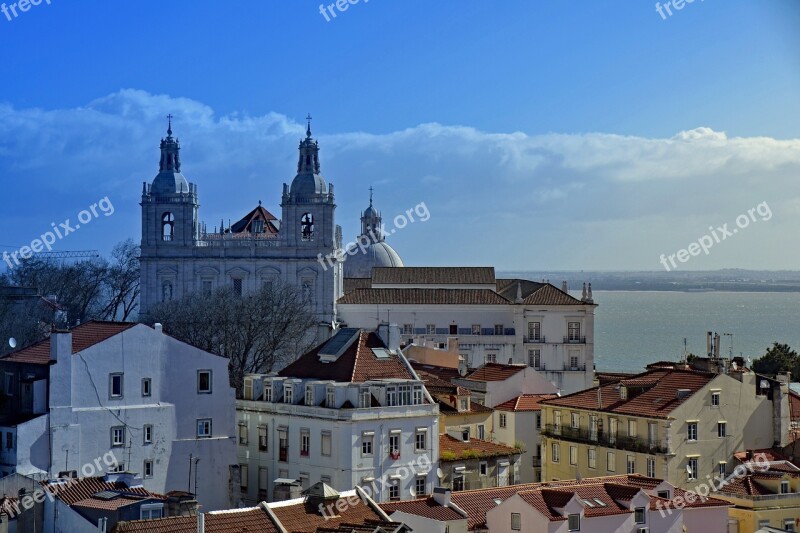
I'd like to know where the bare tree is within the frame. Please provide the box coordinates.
[99,240,141,321]
[147,282,317,396]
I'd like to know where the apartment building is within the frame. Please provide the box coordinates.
[338,267,596,394]
[495,394,558,483]
[236,326,439,504]
[539,367,781,490]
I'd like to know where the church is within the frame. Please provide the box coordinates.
[138,117,405,341]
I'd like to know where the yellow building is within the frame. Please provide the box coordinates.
[539,367,782,490]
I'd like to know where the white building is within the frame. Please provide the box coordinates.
[338,267,596,394]
[237,326,439,504]
[0,321,237,511]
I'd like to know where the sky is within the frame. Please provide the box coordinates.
[1,0,799,271]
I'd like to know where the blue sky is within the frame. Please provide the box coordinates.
[1,0,799,270]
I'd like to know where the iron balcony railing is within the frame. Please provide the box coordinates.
[524,336,546,343]
[541,425,669,454]
[563,336,587,344]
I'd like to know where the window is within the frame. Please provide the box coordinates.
[389,433,400,457]
[687,458,698,480]
[459,398,469,411]
[478,424,485,440]
[143,424,153,444]
[486,353,497,363]
[387,387,397,406]
[415,476,427,496]
[499,413,507,428]
[657,490,670,499]
[571,412,580,429]
[687,422,698,441]
[781,480,791,494]
[554,411,562,431]
[627,455,636,474]
[718,462,726,477]
[619,386,628,400]
[528,349,541,369]
[608,418,617,444]
[717,422,726,438]
[589,415,598,440]
[634,507,645,524]
[259,467,268,493]
[5,432,11,450]
[110,373,123,399]
[264,385,272,402]
[300,429,310,456]
[326,387,336,408]
[284,385,294,404]
[232,278,243,296]
[569,355,579,369]
[389,480,399,501]
[426,324,436,335]
[461,428,470,442]
[711,391,720,407]
[588,448,596,469]
[197,419,212,438]
[111,427,125,447]
[511,512,521,530]
[648,422,657,447]
[202,279,212,296]
[402,324,413,335]
[494,324,504,335]
[527,322,541,341]
[399,385,412,405]
[358,389,372,409]
[161,212,174,241]
[321,431,331,456]
[568,513,580,531]
[551,443,560,463]
[278,429,288,461]
[647,457,655,478]
[141,378,151,397]
[450,324,458,335]
[239,424,248,445]
[413,386,423,405]
[607,452,616,472]
[140,504,163,520]
[143,460,153,478]
[536,414,541,429]
[415,430,426,451]
[785,519,796,532]
[197,370,212,394]
[362,433,374,456]
[568,322,581,341]
[471,324,481,335]
[240,464,249,490]
[3,373,12,396]
[258,426,268,451]
[628,420,637,438]
[479,461,488,476]
[569,445,578,465]
[305,386,314,406]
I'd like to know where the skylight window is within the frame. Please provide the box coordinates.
[593,498,608,507]
[582,499,595,507]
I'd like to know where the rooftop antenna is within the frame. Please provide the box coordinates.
[682,337,688,364]
[723,333,733,358]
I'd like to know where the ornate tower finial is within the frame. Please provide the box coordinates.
[167,113,173,137]
[306,113,313,138]
[159,118,181,173]
[369,185,374,207]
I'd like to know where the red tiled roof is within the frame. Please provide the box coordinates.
[343,277,372,294]
[270,495,384,532]
[495,394,559,412]
[409,363,462,382]
[1,321,136,365]
[495,279,589,306]
[733,449,788,463]
[439,434,520,461]
[230,204,279,235]
[115,506,280,533]
[381,498,464,522]
[338,288,510,305]
[371,267,496,285]
[540,369,716,419]
[41,477,163,507]
[279,331,414,383]
[464,363,527,382]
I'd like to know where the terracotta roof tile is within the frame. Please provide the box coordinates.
[540,369,716,419]
[343,277,372,294]
[381,498,464,521]
[409,363,462,382]
[338,288,510,305]
[371,267,496,285]
[115,506,280,533]
[495,394,559,412]
[41,477,163,507]
[439,434,520,460]
[270,494,383,532]
[464,363,527,382]
[279,331,414,383]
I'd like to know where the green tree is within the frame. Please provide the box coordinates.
[752,342,800,380]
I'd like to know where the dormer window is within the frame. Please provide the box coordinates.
[326,387,336,408]
[359,388,371,408]
[459,398,469,412]
[619,386,628,400]
[264,385,272,403]
[284,385,294,404]
[461,428,470,442]
[386,387,397,406]
[305,386,314,406]
[781,480,791,494]
[413,385,423,405]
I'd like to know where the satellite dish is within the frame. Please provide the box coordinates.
[409,488,416,498]
[686,465,693,474]
[436,468,444,479]
[760,380,770,389]
[8,338,16,349]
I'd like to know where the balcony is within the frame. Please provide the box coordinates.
[563,336,586,344]
[563,364,587,371]
[524,336,546,343]
[541,425,669,455]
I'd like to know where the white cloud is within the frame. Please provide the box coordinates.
[1,90,799,270]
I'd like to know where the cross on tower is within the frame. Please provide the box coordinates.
[306,113,313,137]
[166,113,174,135]
[369,186,374,206]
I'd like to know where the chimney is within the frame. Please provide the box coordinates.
[377,323,401,352]
[196,513,205,533]
[433,487,451,507]
[50,331,72,364]
[154,323,163,334]
[103,471,140,488]
[714,333,721,359]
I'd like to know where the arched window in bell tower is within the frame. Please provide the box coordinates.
[301,213,314,241]
[162,213,175,241]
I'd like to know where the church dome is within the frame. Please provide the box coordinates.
[151,171,190,196]
[343,240,404,278]
[290,172,327,197]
